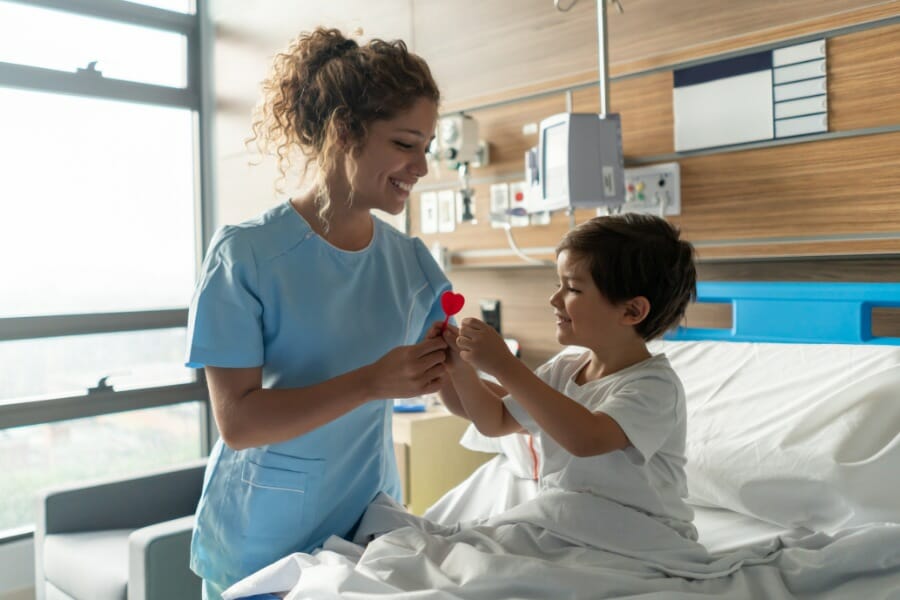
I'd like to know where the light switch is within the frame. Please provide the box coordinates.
[420,192,438,234]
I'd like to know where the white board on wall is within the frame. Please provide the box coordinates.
[673,40,827,152]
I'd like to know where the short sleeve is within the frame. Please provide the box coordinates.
[185,227,264,369]
[594,376,680,464]
[411,238,452,342]
[533,357,556,385]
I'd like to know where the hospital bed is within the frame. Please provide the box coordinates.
[224,282,900,600]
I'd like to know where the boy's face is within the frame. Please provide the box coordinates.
[550,250,632,348]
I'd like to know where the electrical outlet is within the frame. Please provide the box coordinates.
[603,162,681,217]
[507,181,532,227]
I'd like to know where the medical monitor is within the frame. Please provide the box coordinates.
[534,113,625,213]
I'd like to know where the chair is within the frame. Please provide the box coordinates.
[34,459,207,600]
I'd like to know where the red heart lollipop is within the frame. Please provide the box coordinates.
[440,291,465,332]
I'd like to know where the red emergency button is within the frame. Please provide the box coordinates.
[514,191,525,202]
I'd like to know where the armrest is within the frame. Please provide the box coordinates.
[128,515,200,600]
[38,459,207,535]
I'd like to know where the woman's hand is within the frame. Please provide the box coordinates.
[456,317,515,377]
[366,335,448,399]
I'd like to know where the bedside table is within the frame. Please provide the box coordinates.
[392,408,492,515]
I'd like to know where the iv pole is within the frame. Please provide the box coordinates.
[596,0,610,117]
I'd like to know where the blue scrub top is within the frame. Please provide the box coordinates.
[185,201,450,588]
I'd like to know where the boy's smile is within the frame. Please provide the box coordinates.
[550,249,650,352]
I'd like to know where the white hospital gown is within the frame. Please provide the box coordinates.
[503,351,697,539]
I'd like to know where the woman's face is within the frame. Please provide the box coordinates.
[348,97,437,215]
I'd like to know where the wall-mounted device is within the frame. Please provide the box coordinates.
[530,112,625,214]
[479,298,502,335]
[433,115,484,167]
[429,114,489,224]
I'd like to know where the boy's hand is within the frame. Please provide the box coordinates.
[440,322,468,373]
[457,317,514,376]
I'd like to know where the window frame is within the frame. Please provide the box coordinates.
[0,0,216,543]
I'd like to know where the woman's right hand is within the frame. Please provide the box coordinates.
[366,335,448,399]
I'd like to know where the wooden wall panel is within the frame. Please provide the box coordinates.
[609,1,900,76]
[415,0,898,105]
[575,72,675,157]
[829,23,900,131]
[675,132,900,239]
[413,17,900,264]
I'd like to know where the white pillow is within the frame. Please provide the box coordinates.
[650,340,900,533]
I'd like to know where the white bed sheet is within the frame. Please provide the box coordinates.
[223,492,900,600]
[692,504,803,554]
[425,453,805,556]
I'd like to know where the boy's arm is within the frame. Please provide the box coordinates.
[457,318,628,457]
[448,364,522,436]
[441,324,522,436]
[493,360,628,457]
[422,321,468,418]
[426,322,514,426]
[435,378,467,418]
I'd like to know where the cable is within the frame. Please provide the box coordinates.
[554,0,578,12]
[502,221,556,266]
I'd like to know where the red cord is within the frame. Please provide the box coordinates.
[528,434,539,481]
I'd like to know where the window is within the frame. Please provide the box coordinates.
[0,0,211,538]
[0,89,196,317]
[0,403,204,532]
[0,2,188,87]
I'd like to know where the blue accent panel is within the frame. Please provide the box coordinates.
[674,50,773,88]
[665,282,900,345]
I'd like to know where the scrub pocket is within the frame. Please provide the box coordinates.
[238,452,325,573]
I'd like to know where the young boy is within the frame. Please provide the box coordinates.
[438,213,698,539]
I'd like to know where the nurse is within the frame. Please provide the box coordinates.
[185,27,451,598]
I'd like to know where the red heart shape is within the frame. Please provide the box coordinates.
[441,291,465,317]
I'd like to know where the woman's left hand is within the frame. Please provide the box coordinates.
[456,317,514,376]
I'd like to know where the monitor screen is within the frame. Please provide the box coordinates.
[543,122,568,201]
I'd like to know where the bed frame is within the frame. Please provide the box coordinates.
[667,282,900,345]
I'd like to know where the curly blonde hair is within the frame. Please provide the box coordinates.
[248,27,440,231]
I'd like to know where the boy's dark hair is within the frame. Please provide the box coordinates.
[556,214,697,340]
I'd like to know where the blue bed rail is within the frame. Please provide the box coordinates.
[666,282,900,345]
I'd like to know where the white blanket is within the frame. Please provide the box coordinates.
[223,492,900,599]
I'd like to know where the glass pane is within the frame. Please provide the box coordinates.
[0,2,187,88]
[0,328,192,401]
[0,88,197,318]
[130,0,195,14]
[0,402,204,533]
